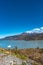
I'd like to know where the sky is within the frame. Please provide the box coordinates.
[0,0,43,38]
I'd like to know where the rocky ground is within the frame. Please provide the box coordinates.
[0,54,41,65]
[0,54,35,65]
[0,48,43,65]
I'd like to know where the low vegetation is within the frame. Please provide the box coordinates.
[0,48,43,65]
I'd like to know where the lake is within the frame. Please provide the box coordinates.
[0,40,43,49]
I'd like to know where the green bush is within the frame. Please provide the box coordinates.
[22,62,26,65]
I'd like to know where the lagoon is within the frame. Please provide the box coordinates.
[0,40,43,49]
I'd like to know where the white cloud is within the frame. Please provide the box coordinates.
[40,27,43,29]
[32,28,40,33]
[26,31,33,33]
[26,27,43,33]
[33,28,40,31]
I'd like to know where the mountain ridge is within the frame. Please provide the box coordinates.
[0,27,43,40]
[1,32,43,40]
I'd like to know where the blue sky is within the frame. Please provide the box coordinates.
[0,0,43,38]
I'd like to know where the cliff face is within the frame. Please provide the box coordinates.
[2,33,43,40]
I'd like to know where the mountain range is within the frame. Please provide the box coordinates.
[1,27,43,40]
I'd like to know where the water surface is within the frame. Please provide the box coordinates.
[0,40,43,49]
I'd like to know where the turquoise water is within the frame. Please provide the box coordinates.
[0,40,43,49]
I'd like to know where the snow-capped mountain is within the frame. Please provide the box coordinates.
[26,27,43,34]
[0,27,43,40]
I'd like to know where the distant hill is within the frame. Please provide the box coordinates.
[1,32,43,40]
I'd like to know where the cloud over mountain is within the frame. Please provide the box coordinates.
[26,27,43,33]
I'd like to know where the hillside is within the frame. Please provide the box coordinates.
[1,33,43,40]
